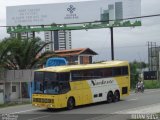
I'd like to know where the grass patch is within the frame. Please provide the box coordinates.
[144,80,160,89]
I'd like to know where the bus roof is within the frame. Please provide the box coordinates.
[36,60,129,72]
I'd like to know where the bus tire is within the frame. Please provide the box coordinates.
[48,108,54,111]
[107,91,113,103]
[113,90,120,102]
[67,97,75,110]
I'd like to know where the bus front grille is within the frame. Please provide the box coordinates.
[33,98,53,103]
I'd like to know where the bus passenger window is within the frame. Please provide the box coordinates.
[113,67,122,76]
[103,68,112,78]
[122,67,128,75]
[58,73,70,81]
[72,71,83,81]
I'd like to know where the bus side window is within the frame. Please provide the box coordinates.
[93,69,103,79]
[71,71,84,81]
[103,68,112,78]
[83,70,94,80]
[121,67,128,75]
[58,73,70,81]
[112,67,122,76]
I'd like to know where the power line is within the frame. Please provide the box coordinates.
[115,45,147,48]
[94,45,147,50]
[0,13,160,27]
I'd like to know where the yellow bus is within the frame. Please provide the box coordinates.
[32,60,130,110]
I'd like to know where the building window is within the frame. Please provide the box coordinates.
[12,86,16,92]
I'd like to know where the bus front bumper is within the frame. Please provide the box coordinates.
[32,102,54,108]
[32,94,55,108]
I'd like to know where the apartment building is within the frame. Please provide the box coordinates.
[44,30,72,51]
[10,32,34,39]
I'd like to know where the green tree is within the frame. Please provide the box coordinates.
[130,62,139,89]
[131,60,148,69]
[129,60,148,89]
[0,37,56,70]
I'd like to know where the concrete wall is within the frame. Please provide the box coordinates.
[5,82,20,101]
[5,83,10,101]
[0,70,34,102]
[0,84,4,90]
[11,82,20,100]
[0,70,34,82]
[0,92,4,104]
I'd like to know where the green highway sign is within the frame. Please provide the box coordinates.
[7,20,141,33]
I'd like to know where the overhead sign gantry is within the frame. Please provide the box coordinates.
[6,0,141,60]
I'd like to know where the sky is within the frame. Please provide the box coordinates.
[0,0,160,62]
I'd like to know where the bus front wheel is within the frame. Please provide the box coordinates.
[67,97,75,110]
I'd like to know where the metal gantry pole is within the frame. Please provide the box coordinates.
[110,27,114,60]
[50,31,54,51]
[33,31,35,39]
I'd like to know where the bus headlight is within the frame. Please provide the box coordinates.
[48,104,53,107]
[34,104,37,106]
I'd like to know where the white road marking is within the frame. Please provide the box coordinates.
[126,98,138,101]
[10,108,42,114]
[27,115,50,120]
[114,103,160,114]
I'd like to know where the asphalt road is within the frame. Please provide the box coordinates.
[0,89,160,120]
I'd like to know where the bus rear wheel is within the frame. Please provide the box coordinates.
[113,91,120,102]
[67,97,75,110]
[107,92,113,103]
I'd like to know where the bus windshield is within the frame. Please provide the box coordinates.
[34,72,70,94]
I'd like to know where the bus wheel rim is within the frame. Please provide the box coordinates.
[68,98,74,109]
[114,92,119,102]
[107,93,112,103]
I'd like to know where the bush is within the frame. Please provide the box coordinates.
[144,80,160,89]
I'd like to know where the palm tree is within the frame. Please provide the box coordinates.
[0,37,56,70]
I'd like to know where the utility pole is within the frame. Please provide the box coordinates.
[148,42,150,71]
[155,42,160,82]
[151,42,152,71]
